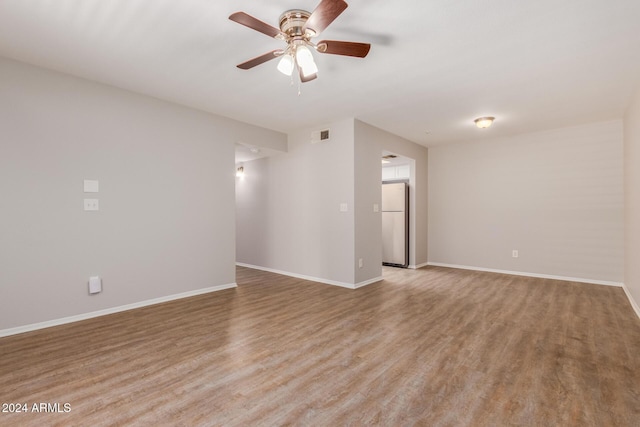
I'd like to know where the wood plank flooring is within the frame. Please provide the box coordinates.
[1,266,639,426]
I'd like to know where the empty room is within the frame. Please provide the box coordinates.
[1,1,640,426]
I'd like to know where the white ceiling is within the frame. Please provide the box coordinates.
[1,0,639,147]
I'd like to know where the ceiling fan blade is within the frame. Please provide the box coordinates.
[229,12,284,39]
[303,0,348,35]
[316,40,371,58]
[299,68,318,83]
[237,50,282,70]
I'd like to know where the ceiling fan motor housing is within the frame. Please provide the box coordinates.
[279,10,314,38]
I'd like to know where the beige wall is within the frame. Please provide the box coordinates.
[624,87,640,314]
[0,57,285,333]
[354,120,429,273]
[236,119,428,287]
[236,119,356,286]
[428,121,624,283]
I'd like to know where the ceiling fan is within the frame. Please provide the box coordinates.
[229,0,370,83]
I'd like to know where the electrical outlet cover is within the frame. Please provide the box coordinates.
[89,276,102,294]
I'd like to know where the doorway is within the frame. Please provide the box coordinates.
[381,151,415,268]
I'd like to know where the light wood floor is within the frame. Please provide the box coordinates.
[1,266,639,426]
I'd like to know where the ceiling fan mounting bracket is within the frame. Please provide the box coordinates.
[279,10,315,39]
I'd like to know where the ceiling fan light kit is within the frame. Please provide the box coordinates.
[277,54,295,76]
[295,45,318,77]
[229,0,370,85]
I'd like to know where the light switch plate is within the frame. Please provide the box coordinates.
[84,199,99,211]
[373,203,380,213]
[84,180,99,193]
[339,203,348,212]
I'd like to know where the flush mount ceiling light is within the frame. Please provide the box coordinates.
[474,117,495,129]
[229,0,370,86]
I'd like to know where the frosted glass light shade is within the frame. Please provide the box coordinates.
[277,54,294,76]
[296,45,318,77]
[474,116,495,129]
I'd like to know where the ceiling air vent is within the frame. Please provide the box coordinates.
[311,128,330,143]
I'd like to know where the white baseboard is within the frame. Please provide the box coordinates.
[426,262,624,287]
[622,284,640,319]
[355,276,384,288]
[409,262,429,270]
[0,283,237,338]
[236,263,381,290]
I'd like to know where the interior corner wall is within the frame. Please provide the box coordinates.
[354,120,429,272]
[353,121,383,283]
[428,120,624,283]
[0,57,285,332]
[624,87,640,312]
[235,119,356,285]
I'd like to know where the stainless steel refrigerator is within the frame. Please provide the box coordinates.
[382,182,408,267]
